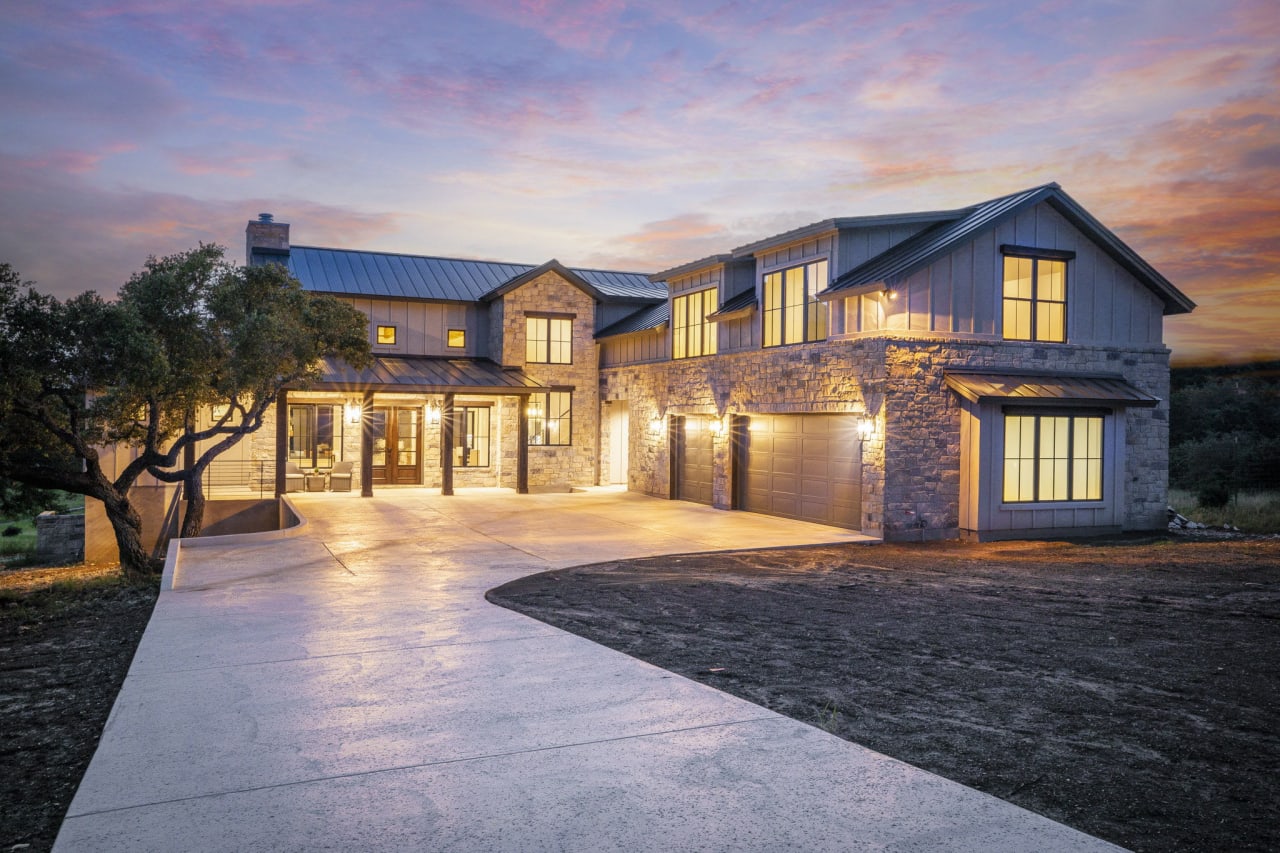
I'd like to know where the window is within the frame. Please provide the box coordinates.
[672,288,717,359]
[526,316,572,363]
[1003,412,1103,502]
[1003,253,1068,342]
[763,259,828,347]
[376,325,397,345]
[528,391,571,446]
[447,329,466,348]
[288,404,343,469]
[453,406,490,467]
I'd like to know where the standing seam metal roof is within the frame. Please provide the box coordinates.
[287,246,665,302]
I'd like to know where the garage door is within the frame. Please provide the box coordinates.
[674,415,714,505]
[743,414,860,528]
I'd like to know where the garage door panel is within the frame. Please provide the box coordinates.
[676,416,715,505]
[744,414,861,529]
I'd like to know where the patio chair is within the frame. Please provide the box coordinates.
[329,460,353,492]
[284,461,306,493]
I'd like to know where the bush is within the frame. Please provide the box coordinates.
[3,525,21,537]
[1197,479,1231,509]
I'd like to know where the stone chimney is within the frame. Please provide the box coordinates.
[245,212,290,265]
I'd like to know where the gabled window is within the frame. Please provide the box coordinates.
[1002,249,1071,342]
[763,259,828,347]
[526,316,572,363]
[528,391,571,446]
[1003,411,1103,502]
[672,288,717,359]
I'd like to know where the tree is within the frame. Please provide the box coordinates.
[0,249,371,579]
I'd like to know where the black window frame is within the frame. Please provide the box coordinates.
[525,315,573,364]
[1000,245,1074,343]
[527,391,572,446]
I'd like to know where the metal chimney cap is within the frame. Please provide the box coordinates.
[258,213,274,223]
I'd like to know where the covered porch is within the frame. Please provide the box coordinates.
[274,355,551,498]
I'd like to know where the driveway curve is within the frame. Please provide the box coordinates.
[56,488,1120,852]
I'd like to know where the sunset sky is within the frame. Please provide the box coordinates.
[2,0,1277,365]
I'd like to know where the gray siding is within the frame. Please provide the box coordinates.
[344,297,486,358]
[601,329,667,367]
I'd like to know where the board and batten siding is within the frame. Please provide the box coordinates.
[600,328,667,367]
[841,202,1166,347]
[343,297,486,358]
[836,222,936,274]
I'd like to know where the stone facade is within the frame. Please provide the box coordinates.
[36,511,85,564]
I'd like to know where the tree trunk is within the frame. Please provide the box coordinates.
[180,471,205,539]
[100,490,155,581]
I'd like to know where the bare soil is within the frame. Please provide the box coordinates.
[0,564,158,853]
[489,534,1280,853]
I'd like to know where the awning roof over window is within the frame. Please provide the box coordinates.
[944,371,1160,408]
[312,355,550,394]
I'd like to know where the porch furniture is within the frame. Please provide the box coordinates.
[329,461,353,492]
[305,472,328,492]
[284,462,305,493]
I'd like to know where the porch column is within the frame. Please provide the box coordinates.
[274,389,288,497]
[516,393,530,495]
[441,392,455,496]
[360,390,374,497]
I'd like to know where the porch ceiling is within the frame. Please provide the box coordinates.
[312,355,550,394]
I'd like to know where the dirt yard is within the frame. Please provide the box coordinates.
[489,534,1280,853]
[0,565,157,853]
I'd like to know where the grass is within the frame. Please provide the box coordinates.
[1168,488,1280,533]
[0,516,38,563]
[0,571,138,623]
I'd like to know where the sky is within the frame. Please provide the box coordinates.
[1,0,1277,365]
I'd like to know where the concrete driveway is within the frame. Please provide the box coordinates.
[55,488,1119,851]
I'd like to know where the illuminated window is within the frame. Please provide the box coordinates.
[526,316,572,363]
[288,404,343,470]
[672,288,718,359]
[1003,412,1103,502]
[1002,253,1068,342]
[763,259,828,347]
[527,391,571,446]
[376,325,397,345]
[452,406,490,467]
[447,329,466,348]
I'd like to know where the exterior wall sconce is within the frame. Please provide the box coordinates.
[885,289,898,301]
[426,404,441,425]
[709,417,727,436]
[858,417,875,440]
[649,416,665,433]
[345,399,363,424]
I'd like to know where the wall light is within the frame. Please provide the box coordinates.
[709,417,726,436]
[649,416,665,433]
[885,289,898,301]
[345,399,363,424]
[426,403,441,425]
[857,418,875,440]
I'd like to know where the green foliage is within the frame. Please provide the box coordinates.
[1168,489,1280,534]
[1169,364,1280,495]
[0,250,372,575]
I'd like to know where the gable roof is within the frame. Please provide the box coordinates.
[285,246,665,303]
[821,184,1196,316]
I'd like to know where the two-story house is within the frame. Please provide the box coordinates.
[233,182,1191,543]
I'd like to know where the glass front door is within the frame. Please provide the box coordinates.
[371,406,421,485]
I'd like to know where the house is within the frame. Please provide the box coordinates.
[213,183,1194,543]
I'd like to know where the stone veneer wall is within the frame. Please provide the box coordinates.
[603,334,1171,541]
[495,272,601,489]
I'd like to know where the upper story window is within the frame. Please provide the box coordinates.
[763,259,828,347]
[447,329,466,348]
[526,316,572,364]
[673,288,717,359]
[1004,411,1103,502]
[1002,249,1072,342]
[376,325,397,345]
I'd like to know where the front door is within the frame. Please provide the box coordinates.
[371,406,422,485]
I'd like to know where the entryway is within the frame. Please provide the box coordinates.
[370,406,422,485]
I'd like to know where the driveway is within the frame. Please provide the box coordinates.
[56,488,1119,851]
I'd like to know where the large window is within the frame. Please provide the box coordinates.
[528,391,571,446]
[526,316,572,364]
[1003,412,1103,502]
[288,404,343,469]
[453,406,490,467]
[673,288,718,359]
[763,259,828,347]
[1003,254,1067,342]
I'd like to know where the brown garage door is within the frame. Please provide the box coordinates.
[742,414,860,528]
[673,415,714,505]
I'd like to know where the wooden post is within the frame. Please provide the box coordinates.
[274,389,288,498]
[441,392,455,496]
[516,393,530,495]
[360,390,374,497]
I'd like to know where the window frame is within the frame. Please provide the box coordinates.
[447,329,466,349]
[287,403,344,470]
[527,391,572,446]
[672,288,718,359]
[762,259,829,348]
[1002,408,1106,504]
[376,324,397,345]
[1000,246,1074,343]
[526,315,573,364]
[452,404,491,468]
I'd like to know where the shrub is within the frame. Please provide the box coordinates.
[2,525,21,537]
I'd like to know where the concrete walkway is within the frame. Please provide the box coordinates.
[56,488,1121,852]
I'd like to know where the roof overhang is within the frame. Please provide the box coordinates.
[310,355,550,394]
[944,370,1160,408]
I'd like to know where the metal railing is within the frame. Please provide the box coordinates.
[200,459,272,498]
